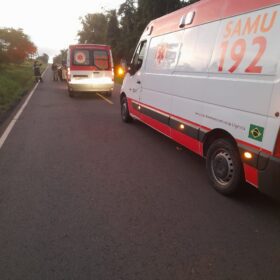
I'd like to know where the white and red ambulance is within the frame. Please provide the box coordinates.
[120,0,280,196]
[67,44,114,97]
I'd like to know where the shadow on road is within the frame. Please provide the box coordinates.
[131,119,280,217]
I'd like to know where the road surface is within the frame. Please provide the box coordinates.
[0,68,280,280]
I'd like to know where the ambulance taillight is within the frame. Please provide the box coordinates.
[67,67,71,81]
[112,67,115,82]
[274,129,280,158]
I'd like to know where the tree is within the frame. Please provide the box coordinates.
[0,28,37,64]
[138,0,182,19]
[137,0,192,32]
[106,10,121,59]
[37,53,49,64]
[53,49,68,64]
[78,13,108,44]
[117,0,138,61]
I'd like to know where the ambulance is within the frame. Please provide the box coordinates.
[120,0,280,196]
[67,44,114,97]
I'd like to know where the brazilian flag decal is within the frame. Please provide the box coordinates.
[249,124,264,142]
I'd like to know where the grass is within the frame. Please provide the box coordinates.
[0,61,46,114]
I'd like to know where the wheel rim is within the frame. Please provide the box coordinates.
[211,149,234,186]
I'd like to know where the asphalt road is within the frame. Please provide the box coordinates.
[0,68,280,280]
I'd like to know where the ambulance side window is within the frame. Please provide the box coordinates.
[132,41,147,73]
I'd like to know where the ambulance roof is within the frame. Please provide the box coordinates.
[142,0,279,39]
[69,44,111,50]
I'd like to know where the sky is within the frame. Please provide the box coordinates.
[0,0,125,61]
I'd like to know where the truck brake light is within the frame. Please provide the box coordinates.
[274,129,280,158]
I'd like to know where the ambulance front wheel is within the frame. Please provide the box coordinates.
[206,138,244,195]
[121,96,132,123]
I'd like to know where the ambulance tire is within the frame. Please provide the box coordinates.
[121,96,132,123]
[206,138,244,195]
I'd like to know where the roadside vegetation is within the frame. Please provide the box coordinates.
[0,28,48,116]
[0,61,46,114]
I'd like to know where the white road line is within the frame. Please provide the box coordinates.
[96,93,114,105]
[0,66,48,150]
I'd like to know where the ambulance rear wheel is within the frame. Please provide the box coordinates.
[206,138,244,195]
[121,96,132,123]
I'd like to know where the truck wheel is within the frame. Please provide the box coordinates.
[121,96,132,123]
[206,138,244,195]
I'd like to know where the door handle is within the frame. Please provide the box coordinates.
[137,80,141,84]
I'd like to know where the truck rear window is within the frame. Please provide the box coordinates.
[72,49,110,70]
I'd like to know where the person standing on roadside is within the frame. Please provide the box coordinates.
[33,61,43,82]
[58,65,63,81]
[51,62,59,81]
[61,65,67,81]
